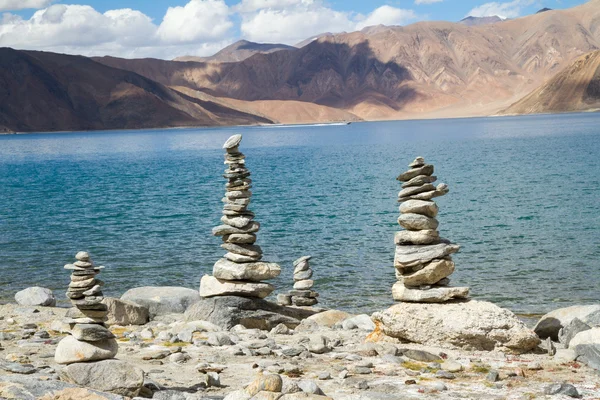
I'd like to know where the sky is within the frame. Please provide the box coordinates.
[0,0,589,59]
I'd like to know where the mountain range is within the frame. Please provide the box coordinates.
[1,0,599,133]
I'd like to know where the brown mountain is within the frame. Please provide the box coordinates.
[174,40,295,63]
[458,16,503,26]
[95,0,600,121]
[501,50,600,114]
[0,48,270,133]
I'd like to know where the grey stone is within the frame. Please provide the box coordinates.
[71,324,115,341]
[222,243,262,257]
[277,294,292,306]
[54,335,118,364]
[408,157,425,168]
[398,183,436,199]
[223,134,242,149]
[200,275,274,298]
[574,344,600,370]
[297,380,324,395]
[184,296,317,330]
[404,349,442,362]
[102,297,149,325]
[558,318,591,347]
[0,361,37,374]
[341,314,375,331]
[207,332,234,346]
[486,370,500,382]
[61,359,144,397]
[554,348,578,363]
[401,174,437,188]
[14,287,56,307]
[435,370,455,379]
[397,164,434,182]
[224,233,257,244]
[213,222,260,236]
[289,290,318,298]
[392,283,469,302]
[403,185,449,201]
[292,297,318,306]
[399,200,438,218]
[534,305,600,340]
[293,280,314,290]
[0,375,124,400]
[394,230,439,245]
[394,243,460,269]
[121,286,200,318]
[221,215,254,229]
[293,269,313,281]
[213,258,281,282]
[544,383,581,398]
[397,259,455,287]
[76,251,91,261]
[224,251,262,263]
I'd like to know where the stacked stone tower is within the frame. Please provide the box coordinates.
[55,251,118,364]
[200,134,281,299]
[277,256,319,307]
[393,157,469,302]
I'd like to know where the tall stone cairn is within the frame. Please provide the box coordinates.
[200,134,281,299]
[393,157,469,303]
[277,256,319,307]
[55,251,118,364]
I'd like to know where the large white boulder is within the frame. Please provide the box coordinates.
[102,297,149,325]
[14,287,56,307]
[372,300,540,353]
[121,286,200,318]
[534,305,600,340]
[54,336,118,365]
[60,359,144,397]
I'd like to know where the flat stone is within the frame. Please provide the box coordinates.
[0,361,37,375]
[221,242,262,257]
[223,134,242,149]
[200,275,274,299]
[293,280,314,290]
[398,213,439,231]
[394,230,439,245]
[408,157,425,168]
[213,222,260,236]
[289,290,318,298]
[65,307,109,320]
[544,383,581,398]
[82,285,103,296]
[398,183,436,199]
[70,297,105,309]
[404,349,442,362]
[225,190,252,199]
[60,359,145,397]
[121,286,200,317]
[185,296,317,330]
[71,324,115,341]
[223,203,249,212]
[292,297,318,306]
[102,297,149,325]
[0,375,125,400]
[394,243,460,269]
[307,310,352,328]
[74,260,93,268]
[213,258,281,282]
[398,259,455,287]
[397,164,434,182]
[224,251,262,262]
[402,183,449,201]
[69,277,97,288]
[64,264,104,271]
[223,233,257,244]
[399,200,438,218]
[222,197,251,206]
[392,283,468,302]
[54,336,118,364]
[221,215,254,229]
[293,256,313,266]
[294,269,313,281]
[277,294,292,306]
[534,305,600,340]
[293,261,310,274]
[401,174,437,188]
[372,300,540,352]
[14,287,56,307]
[574,343,600,370]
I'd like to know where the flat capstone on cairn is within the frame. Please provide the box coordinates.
[55,251,118,364]
[277,256,319,307]
[393,156,469,302]
[200,134,281,298]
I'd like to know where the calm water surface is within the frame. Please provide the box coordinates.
[1,113,599,314]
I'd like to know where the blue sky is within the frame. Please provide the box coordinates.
[0,0,590,59]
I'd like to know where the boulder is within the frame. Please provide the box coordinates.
[339,314,376,331]
[0,374,124,400]
[102,297,149,325]
[534,305,600,340]
[60,359,144,397]
[184,296,318,330]
[54,336,118,365]
[200,275,274,299]
[392,283,468,302]
[121,286,200,318]
[307,310,352,328]
[574,344,600,370]
[558,318,591,347]
[569,327,600,348]
[372,300,540,352]
[14,287,56,307]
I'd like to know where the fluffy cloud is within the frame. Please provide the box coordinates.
[356,6,417,30]
[414,0,443,4]
[0,0,53,11]
[466,0,534,19]
[241,1,417,45]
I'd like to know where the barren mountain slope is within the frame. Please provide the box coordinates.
[501,50,600,114]
[0,49,270,133]
[174,40,295,63]
[95,0,600,121]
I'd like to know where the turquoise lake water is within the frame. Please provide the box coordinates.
[0,113,599,314]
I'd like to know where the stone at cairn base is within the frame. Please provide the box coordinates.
[54,335,118,365]
[184,295,319,330]
[200,275,275,299]
[392,282,469,302]
[60,359,145,398]
[372,300,540,353]
[120,286,200,318]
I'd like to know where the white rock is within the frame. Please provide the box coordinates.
[54,336,118,365]
[121,286,200,318]
[394,230,439,245]
[372,300,540,352]
[102,297,149,326]
[293,280,314,290]
[399,200,438,218]
[60,359,144,397]
[569,327,600,348]
[213,258,280,282]
[14,287,56,307]
[397,259,454,287]
[534,305,600,340]
[392,283,469,302]
[199,275,274,299]
[394,243,460,269]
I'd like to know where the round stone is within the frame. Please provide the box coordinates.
[294,280,314,290]
[75,252,90,261]
[223,134,242,149]
[54,336,118,364]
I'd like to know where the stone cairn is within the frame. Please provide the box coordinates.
[55,251,118,364]
[393,157,469,303]
[200,134,281,299]
[277,256,319,307]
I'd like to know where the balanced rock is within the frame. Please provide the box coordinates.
[200,275,274,299]
[392,283,469,302]
[213,258,281,282]
[55,336,118,365]
[121,286,200,317]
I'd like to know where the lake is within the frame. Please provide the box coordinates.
[1,113,599,315]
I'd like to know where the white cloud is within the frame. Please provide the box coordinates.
[415,0,443,4]
[236,0,312,13]
[356,5,417,30]
[466,0,534,19]
[0,0,53,11]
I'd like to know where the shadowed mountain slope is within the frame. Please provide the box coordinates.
[501,50,600,114]
[174,40,295,63]
[0,48,271,133]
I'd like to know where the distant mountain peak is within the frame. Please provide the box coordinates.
[459,15,504,26]
[536,8,553,14]
[174,40,294,63]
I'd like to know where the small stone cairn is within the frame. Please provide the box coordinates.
[200,134,281,299]
[393,157,469,303]
[277,256,319,307]
[55,251,118,364]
